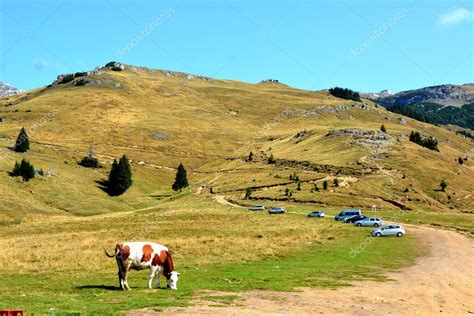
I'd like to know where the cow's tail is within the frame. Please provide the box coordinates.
[104,246,117,258]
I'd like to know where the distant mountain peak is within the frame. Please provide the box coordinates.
[360,89,392,100]
[0,82,24,98]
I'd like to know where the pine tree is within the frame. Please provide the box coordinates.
[247,151,253,162]
[323,180,328,190]
[245,187,252,199]
[172,163,189,192]
[380,124,387,133]
[20,159,35,181]
[14,128,30,152]
[108,155,132,195]
[11,159,35,181]
[268,153,276,164]
[440,179,447,192]
[297,181,301,191]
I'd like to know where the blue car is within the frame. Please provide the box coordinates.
[307,211,325,218]
[248,205,265,211]
[268,207,286,214]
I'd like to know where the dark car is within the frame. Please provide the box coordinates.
[344,215,367,223]
[268,207,286,214]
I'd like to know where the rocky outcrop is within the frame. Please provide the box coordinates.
[326,128,394,147]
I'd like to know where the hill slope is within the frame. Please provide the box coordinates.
[0,63,472,222]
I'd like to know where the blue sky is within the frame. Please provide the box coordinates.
[1,0,473,92]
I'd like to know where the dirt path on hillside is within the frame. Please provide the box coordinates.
[132,225,474,315]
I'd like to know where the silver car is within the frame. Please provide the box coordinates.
[372,225,405,237]
[353,217,382,227]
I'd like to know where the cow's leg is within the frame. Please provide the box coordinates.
[116,257,126,290]
[148,266,158,289]
[123,262,132,291]
[155,266,163,288]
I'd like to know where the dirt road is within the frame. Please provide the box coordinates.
[158,225,474,315]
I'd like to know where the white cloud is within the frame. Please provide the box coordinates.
[438,8,473,26]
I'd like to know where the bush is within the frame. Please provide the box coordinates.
[79,147,100,168]
[458,157,464,165]
[409,131,439,151]
[11,159,35,181]
[297,182,301,191]
[333,178,339,187]
[80,156,100,168]
[328,87,361,101]
[380,124,387,133]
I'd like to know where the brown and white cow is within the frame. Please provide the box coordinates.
[105,242,179,290]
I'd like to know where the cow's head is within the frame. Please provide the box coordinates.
[166,271,180,290]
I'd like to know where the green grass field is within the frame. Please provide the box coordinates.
[0,195,421,314]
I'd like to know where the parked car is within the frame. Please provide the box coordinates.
[335,210,361,221]
[344,214,367,223]
[354,217,382,227]
[248,205,265,211]
[268,207,286,214]
[308,211,325,218]
[372,225,405,237]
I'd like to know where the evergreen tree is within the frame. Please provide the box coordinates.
[323,180,328,190]
[11,159,35,181]
[14,128,30,152]
[245,187,252,199]
[108,155,132,195]
[268,153,276,164]
[297,181,301,191]
[440,179,447,192]
[172,163,189,192]
[20,159,35,181]
[285,187,290,196]
[380,124,387,133]
[333,178,339,187]
[247,151,253,162]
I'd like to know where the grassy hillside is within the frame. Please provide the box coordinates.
[0,63,472,313]
[0,63,472,221]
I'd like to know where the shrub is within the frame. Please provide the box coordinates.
[409,131,439,151]
[297,182,301,191]
[323,180,328,190]
[333,178,339,187]
[458,157,464,165]
[380,124,387,133]
[79,147,100,168]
